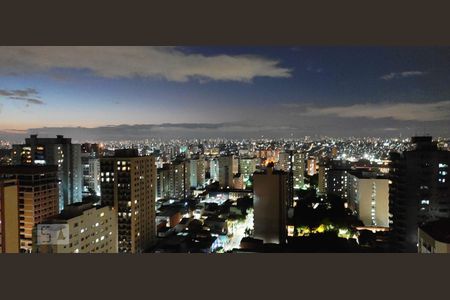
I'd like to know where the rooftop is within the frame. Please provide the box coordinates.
[51,200,108,221]
[0,164,58,175]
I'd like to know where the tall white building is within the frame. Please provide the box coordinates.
[347,171,389,227]
[209,158,219,182]
[190,156,206,188]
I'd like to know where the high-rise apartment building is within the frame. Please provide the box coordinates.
[219,155,235,189]
[239,157,257,183]
[389,136,450,252]
[100,149,156,253]
[209,158,219,182]
[307,156,317,176]
[292,152,305,190]
[0,179,19,253]
[347,171,390,227]
[0,165,59,252]
[317,159,330,195]
[276,150,301,205]
[189,155,206,188]
[34,201,117,253]
[326,160,351,199]
[157,164,171,200]
[253,164,289,244]
[169,159,190,199]
[277,151,291,172]
[13,135,82,211]
[81,152,101,197]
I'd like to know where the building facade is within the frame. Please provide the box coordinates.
[219,155,235,189]
[169,159,190,199]
[389,136,450,252]
[253,164,289,244]
[81,152,101,197]
[157,165,171,200]
[317,159,330,195]
[0,165,59,252]
[326,160,351,200]
[13,135,82,211]
[307,156,317,176]
[100,149,156,253]
[209,158,219,182]
[239,157,257,181]
[34,201,118,253]
[292,152,305,190]
[347,171,390,227]
[418,219,450,253]
[0,179,19,253]
[189,155,206,188]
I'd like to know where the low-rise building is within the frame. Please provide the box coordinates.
[33,201,118,253]
[418,219,450,253]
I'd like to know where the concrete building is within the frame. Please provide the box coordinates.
[292,151,305,190]
[81,152,101,197]
[189,155,206,188]
[0,165,59,252]
[307,156,317,176]
[277,151,291,172]
[169,159,190,199]
[389,136,450,252]
[327,160,352,199]
[219,155,235,189]
[209,158,219,182]
[34,201,118,253]
[347,171,390,227]
[157,164,171,199]
[232,173,245,190]
[253,164,289,244]
[0,179,19,253]
[239,157,257,183]
[13,135,82,211]
[317,159,330,195]
[100,149,156,253]
[418,219,450,253]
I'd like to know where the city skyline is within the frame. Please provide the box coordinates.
[1,46,450,141]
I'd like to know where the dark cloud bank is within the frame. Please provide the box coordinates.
[2,117,449,143]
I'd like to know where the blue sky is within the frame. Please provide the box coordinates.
[0,46,449,139]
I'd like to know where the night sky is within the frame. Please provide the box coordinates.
[1,46,450,140]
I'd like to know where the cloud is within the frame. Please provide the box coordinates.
[23,122,298,141]
[0,88,45,106]
[295,101,450,121]
[0,46,292,82]
[380,70,426,80]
